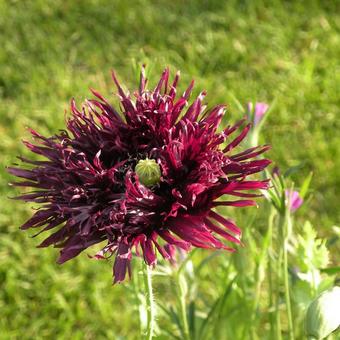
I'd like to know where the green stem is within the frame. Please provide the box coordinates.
[275,235,283,340]
[267,209,276,339]
[177,271,190,340]
[267,247,275,339]
[282,214,294,340]
[143,263,155,340]
[251,209,275,338]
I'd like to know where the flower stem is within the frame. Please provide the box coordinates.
[283,239,294,340]
[177,271,190,340]
[267,210,275,331]
[277,210,294,340]
[251,209,275,335]
[275,238,283,340]
[143,263,155,340]
[282,215,294,340]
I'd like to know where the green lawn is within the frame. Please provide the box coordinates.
[0,1,339,339]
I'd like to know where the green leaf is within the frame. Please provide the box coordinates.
[320,267,340,275]
[159,304,184,339]
[227,92,245,113]
[283,163,306,177]
[198,276,236,340]
[188,301,196,340]
[300,172,313,199]
[295,221,329,272]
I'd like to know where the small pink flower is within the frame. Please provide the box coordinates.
[248,102,269,126]
[285,190,303,212]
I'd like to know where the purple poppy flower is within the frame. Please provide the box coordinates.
[285,190,303,212]
[8,68,271,283]
[248,102,269,126]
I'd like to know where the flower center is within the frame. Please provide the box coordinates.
[135,158,161,187]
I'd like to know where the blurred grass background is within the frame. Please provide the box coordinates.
[0,0,339,339]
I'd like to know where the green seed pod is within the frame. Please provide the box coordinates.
[305,286,340,339]
[135,158,161,187]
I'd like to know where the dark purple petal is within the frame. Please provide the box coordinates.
[167,216,227,249]
[223,123,251,152]
[142,239,157,266]
[212,200,256,208]
[208,211,241,236]
[158,229,191,251]
[204,218,240,246]
[113,242,132,284]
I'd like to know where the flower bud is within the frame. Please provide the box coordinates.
[305,286,340,339]
[247,102,269,126]
[285,189,303,212]
[135,158,161,187]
